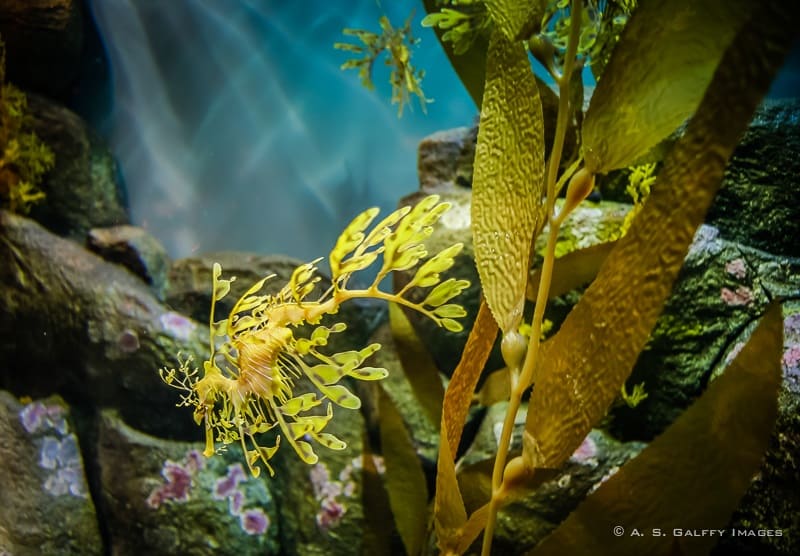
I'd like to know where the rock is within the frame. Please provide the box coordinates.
[88,224,170,300]
[609,225,800,441]
[706,99,800,258]
[0,211,207,438]
[26,93,128,239]
[455,402,645,554]
[0,0,84,98]
[597,99,800,257]
[96,410,279,555]
[417,126,477,191]
[167,253,307,324]
[711,301,800,556]
[0,391,102,555]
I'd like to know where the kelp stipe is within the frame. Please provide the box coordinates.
[160,195,469,477]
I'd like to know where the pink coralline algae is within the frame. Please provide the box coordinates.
[240,508,270,535]
[570,435,598,464]
[780,313,800,386]
[213,463,246,500]
[146,452,270,535]
[160,311,196,341]
[310,460,357,531]
[316,498,346,531]
[117,328,141,353]
[228,490,244,515]
[720,286,754,307]
[725,258,748,280]
[147,460,195,508]
[211,463,270,536]
[146,449,204,509]
[786,313,800,336]
[19,401,88,498]
[784,345,800,374]
[20,402,67,434]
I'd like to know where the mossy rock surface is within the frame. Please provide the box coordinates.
[27,93,128,238]
[97,410,279,556]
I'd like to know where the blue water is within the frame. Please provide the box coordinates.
[86,2,798,262]
[87,0,475,260]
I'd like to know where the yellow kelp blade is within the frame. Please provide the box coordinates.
[523,1,796,472]
[582,0,755,173]
[472,29,544,334]
[378,386,429,556]
[484,0,547,40]
[529,304,783,556]
[435,300,497,552]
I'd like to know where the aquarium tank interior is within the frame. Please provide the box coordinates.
[0,1,798,555]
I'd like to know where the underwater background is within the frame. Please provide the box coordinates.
[84,0,476,260]
[80,0,799,262]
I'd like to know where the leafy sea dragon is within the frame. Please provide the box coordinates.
[160,195,469,476]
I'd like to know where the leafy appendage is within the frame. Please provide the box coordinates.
[332,195,470,331]
[160,195,468,476]
[422,1,492,55]
[534,0,629,79]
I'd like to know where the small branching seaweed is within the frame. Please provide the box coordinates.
[160,196,469,477]
[335,13,430,116]
[0,38,54,214]
[421,0,491,55]
[615,161,656,238]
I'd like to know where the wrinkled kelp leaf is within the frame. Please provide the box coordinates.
[529,304,783,556]
[472,29,544,334]
[378,387,429,556]
[434,300,497,549]
[526,241,616,301]
[523,0,796,471]
[423,0,489,108]
[389,302,445,426]
[484,0,547,40]
[581,0,754,173]
[441,299,498,455]
[434,423,468,554]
